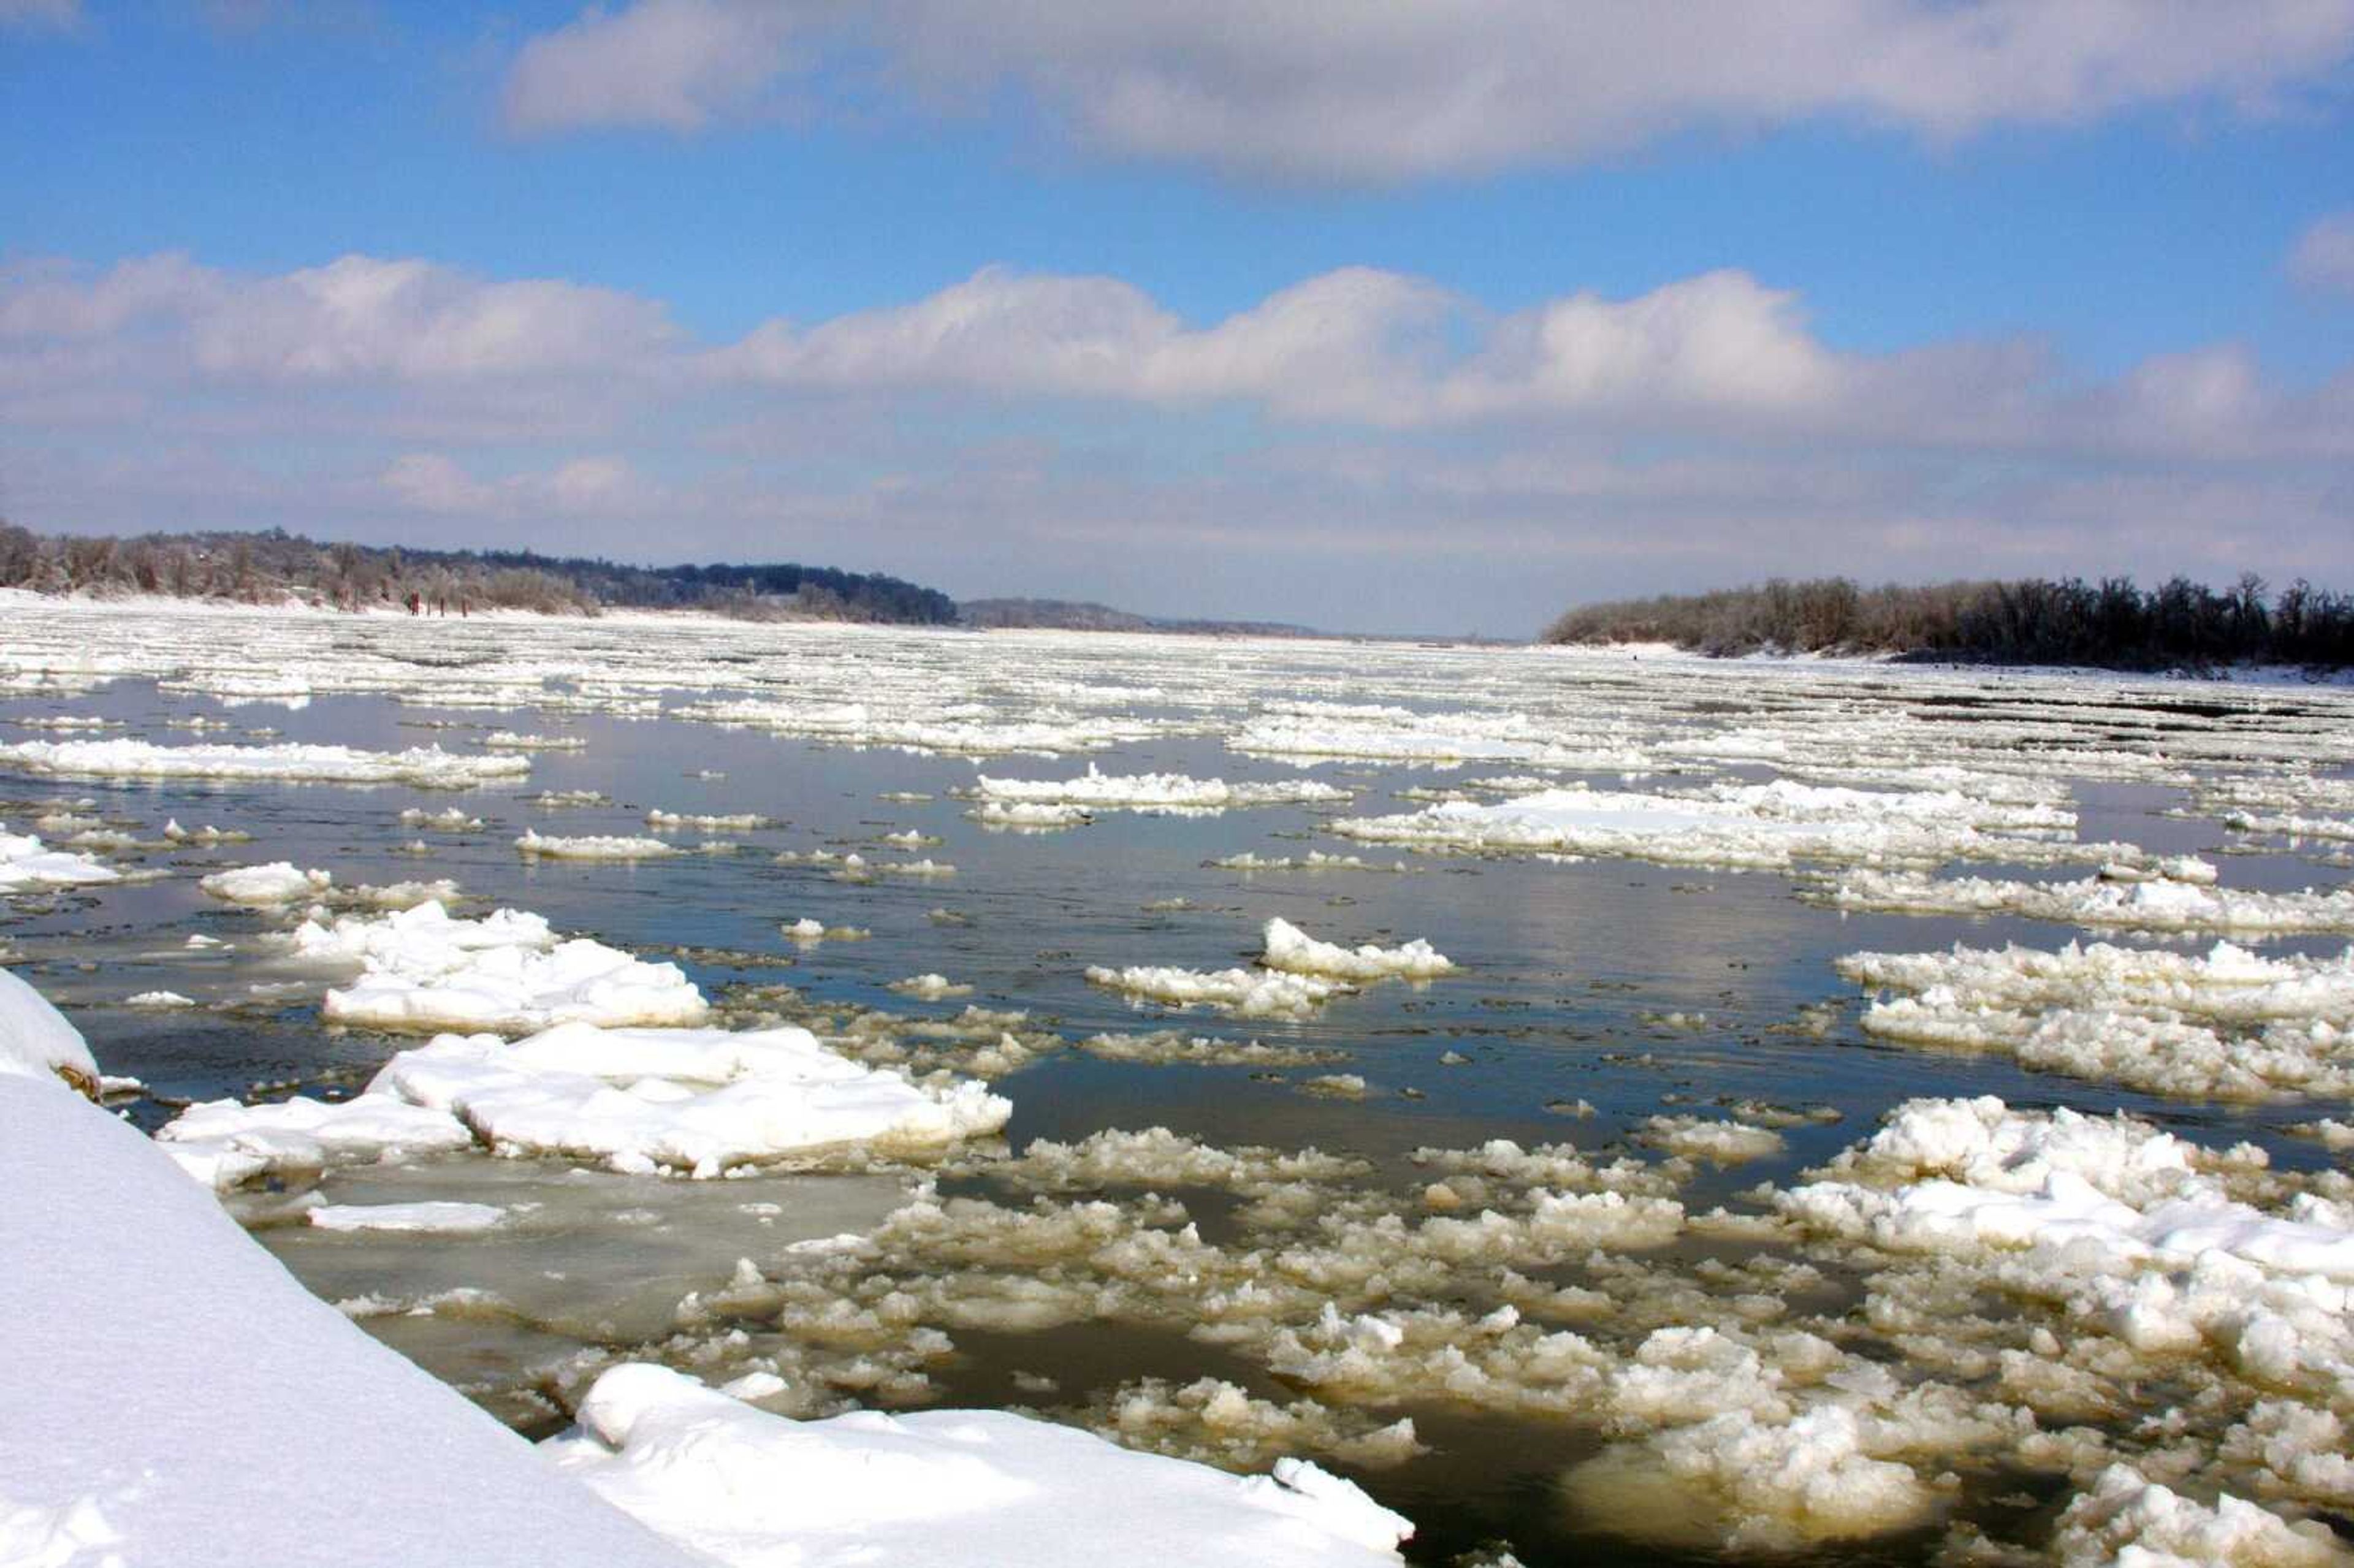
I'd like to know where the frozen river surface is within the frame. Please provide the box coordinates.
[7,595,2354,1567]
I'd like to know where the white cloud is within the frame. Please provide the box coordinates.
[503,0,801,134]
[497,0,2354,178]
[381,452,650,517]
[0,0,81,29]
[2288,212,2354,296]
[7,246,2354,633]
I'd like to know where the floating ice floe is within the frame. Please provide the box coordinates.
[0,823,120,893]
[646,809,773,831]
[1210,851,1402,873]
[399,807,484,831]
[275,899,708,1035]
[1637,1115,1787,1165]
[1775,1095,2354,1279]
[516,829,679,861]
[0,736,528,789]
[1829,868,2354,937]
[1260,917,1453,982]
[543,1363,1414,1568]
[307,1200,508,1233]
[2049,1463,2350,1568]
[158,1092,481,1190]
[971,801,1092,829]
[1331,780,2094,870]
[972,764,1349,815]
[482,731,584,750]
[890,974,974,1000]
[199,861,333,905]
[1231,707,1647,771]
[169,1019,1010,1184]
[1840,939,2354,1100]
[1087,963,1350,1018]
[125,991,196,1008]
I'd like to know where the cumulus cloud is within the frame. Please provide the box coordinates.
[503,0,801,134]
[7,246,2354,632]
[497,0,2354,178]
[2288,212,2354,296]
[0,0,81,29]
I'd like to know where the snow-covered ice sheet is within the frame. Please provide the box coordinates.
[198,860,332,904]
[1333,780,2096,870]
[0,736,528,788]
[1830,868,2354,937]
[1842,938,2354,1099]
[283,899,710,1035]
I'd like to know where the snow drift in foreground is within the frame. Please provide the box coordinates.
[0,980,702,1568]
[0,736,528,789]
[161,1020,1011,1184]
[7,971,1395,1568]
[1842,939,2354,1100]
[1331,780,2093,870]
[544,1363,1412,1568]
[284,899,709,1035]
[0,823,119,893]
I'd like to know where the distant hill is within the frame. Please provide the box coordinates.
[961,596,1320,638]
[0,524,958,626]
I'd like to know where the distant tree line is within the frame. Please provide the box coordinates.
[0,523,958,626]
[1543,574,2354,671]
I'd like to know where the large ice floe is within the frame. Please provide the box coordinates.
[197,860,333,904]
[1830,866,2354,937]
[0,822,119,893]
[1087,918,1450,1014]
[163,1018,1010,1185]
[971,764,1350,815]
[545,1363,1412,1568]
[1332,780,2102,870]
[273,899,710,1034]
[1841,938,2354,1099]
[0,736,528,788]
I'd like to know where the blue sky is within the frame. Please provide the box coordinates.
[6,1,2354,633]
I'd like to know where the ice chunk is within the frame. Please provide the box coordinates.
[516,829,679,861]
[0,823,120,892]
[370,1021,1011,1177]
[1087,964,1351,1018]
[1261,917,1453,981]
[199,862,333,904]
[0,736,528,789]
[543,1363,1413,1567]
[1830,870,2354,937]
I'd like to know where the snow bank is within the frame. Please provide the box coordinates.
[199,861,333,904]
[0,736,528,788]
[1261,917,1454,982]
[0,966,101,1095]
[1831,869,2354,937]
[0,823,120,892]
[0,1066,699,1568]
[544,1363,1412,1568]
